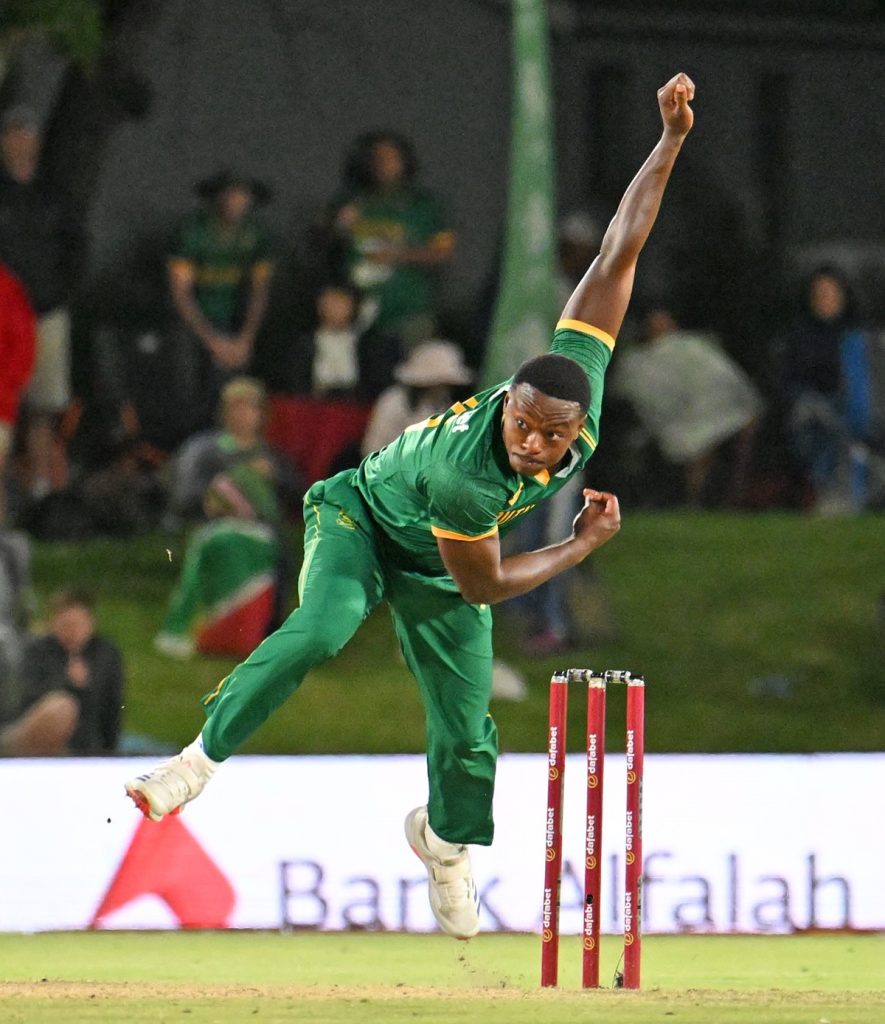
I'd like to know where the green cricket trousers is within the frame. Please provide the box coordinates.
[200,470,499,846]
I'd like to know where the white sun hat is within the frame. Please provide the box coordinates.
[394,341,473,387]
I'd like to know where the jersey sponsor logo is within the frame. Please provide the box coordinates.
[450,411,475,433]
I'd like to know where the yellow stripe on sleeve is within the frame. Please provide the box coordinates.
[556,319,616,351]
[203,675,229,706]
[431,524,499,542]
[405,415,443,432]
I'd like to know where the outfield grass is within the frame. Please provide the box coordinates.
[1,932,884,1023]
[28,512,885,755]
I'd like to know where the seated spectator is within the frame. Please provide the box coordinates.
[154,465,280,660]
[613,305,763,507]
[168,376,300,526]
[1,588,124,756]
[328,132,455,349]
[168,169,274,433]
[361,341,473,456]
[0,106,81,503]
[775,266,883,514]
[283,282,400,403]
[0,263,36,525]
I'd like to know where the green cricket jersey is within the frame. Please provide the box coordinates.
[337,186,453,329]
[354,319,614,578]
[169,210,273,331]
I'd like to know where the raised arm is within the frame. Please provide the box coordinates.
[561,72,695,339]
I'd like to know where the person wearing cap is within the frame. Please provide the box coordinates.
[361,341,473,457]
[0,105,82,502]
[125,73,695,945]
[167,169,274,432]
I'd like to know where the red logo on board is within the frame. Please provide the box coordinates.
[91,816,235,928]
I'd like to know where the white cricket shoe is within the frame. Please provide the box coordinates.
[405,805,480,940]
[125,742,216,821]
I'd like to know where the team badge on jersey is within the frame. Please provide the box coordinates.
[451,411,475,433]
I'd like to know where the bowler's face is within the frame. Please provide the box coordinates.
[501,384,584,476]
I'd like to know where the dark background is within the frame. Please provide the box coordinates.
[4,0,885,370]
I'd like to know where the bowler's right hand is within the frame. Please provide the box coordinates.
[572,488,621,555]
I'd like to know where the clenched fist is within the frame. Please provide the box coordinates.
[658,72,695,139]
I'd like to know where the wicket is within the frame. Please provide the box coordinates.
[541,668,645,990]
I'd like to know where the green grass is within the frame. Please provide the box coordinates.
[1,932,884,1023]
[28,512,885,755]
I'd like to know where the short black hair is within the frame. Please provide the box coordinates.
[512,353,590,413]
[343,131,418,191]
[48,587,96,616]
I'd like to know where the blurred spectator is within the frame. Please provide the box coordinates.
[282,282,400,402]
[1,588,123,756]
[168,170,274,433]
[613,305,763,507]
[775,266,883,514]
[154,465,280,660]
[83,254,185,458]
[0,106,81,502]
[556,211,602,309]
[168,376,299,527]
[361,341,473,456]
[0,263,36,525]
[329,132,455,348]
[0,529,32,721]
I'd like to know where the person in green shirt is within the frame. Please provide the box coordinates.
[330,132,455,348]
[168,170,274,429]
[127,74,695,941]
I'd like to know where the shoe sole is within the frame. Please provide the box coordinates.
[125,784,181,822]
